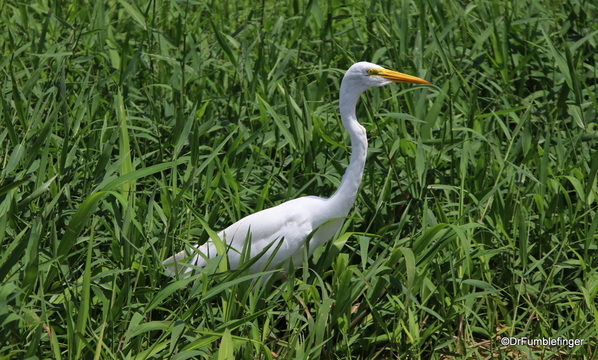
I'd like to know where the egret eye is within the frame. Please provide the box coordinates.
[366,68,382,76]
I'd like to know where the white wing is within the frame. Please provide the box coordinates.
[163,195,346,277]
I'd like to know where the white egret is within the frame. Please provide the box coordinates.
[163,62,431,277]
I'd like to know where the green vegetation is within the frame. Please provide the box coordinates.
[1,0,597,358]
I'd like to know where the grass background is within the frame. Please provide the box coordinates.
[1,0,597,358]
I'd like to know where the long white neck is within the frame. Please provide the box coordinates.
[327,88,368,217]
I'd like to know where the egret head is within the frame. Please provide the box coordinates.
[341,61,431,94]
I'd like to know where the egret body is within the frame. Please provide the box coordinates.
[163,62,430,277]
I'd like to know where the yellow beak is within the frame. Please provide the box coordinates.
[369,68,432,85]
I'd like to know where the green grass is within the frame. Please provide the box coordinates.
[1,0,597,358]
